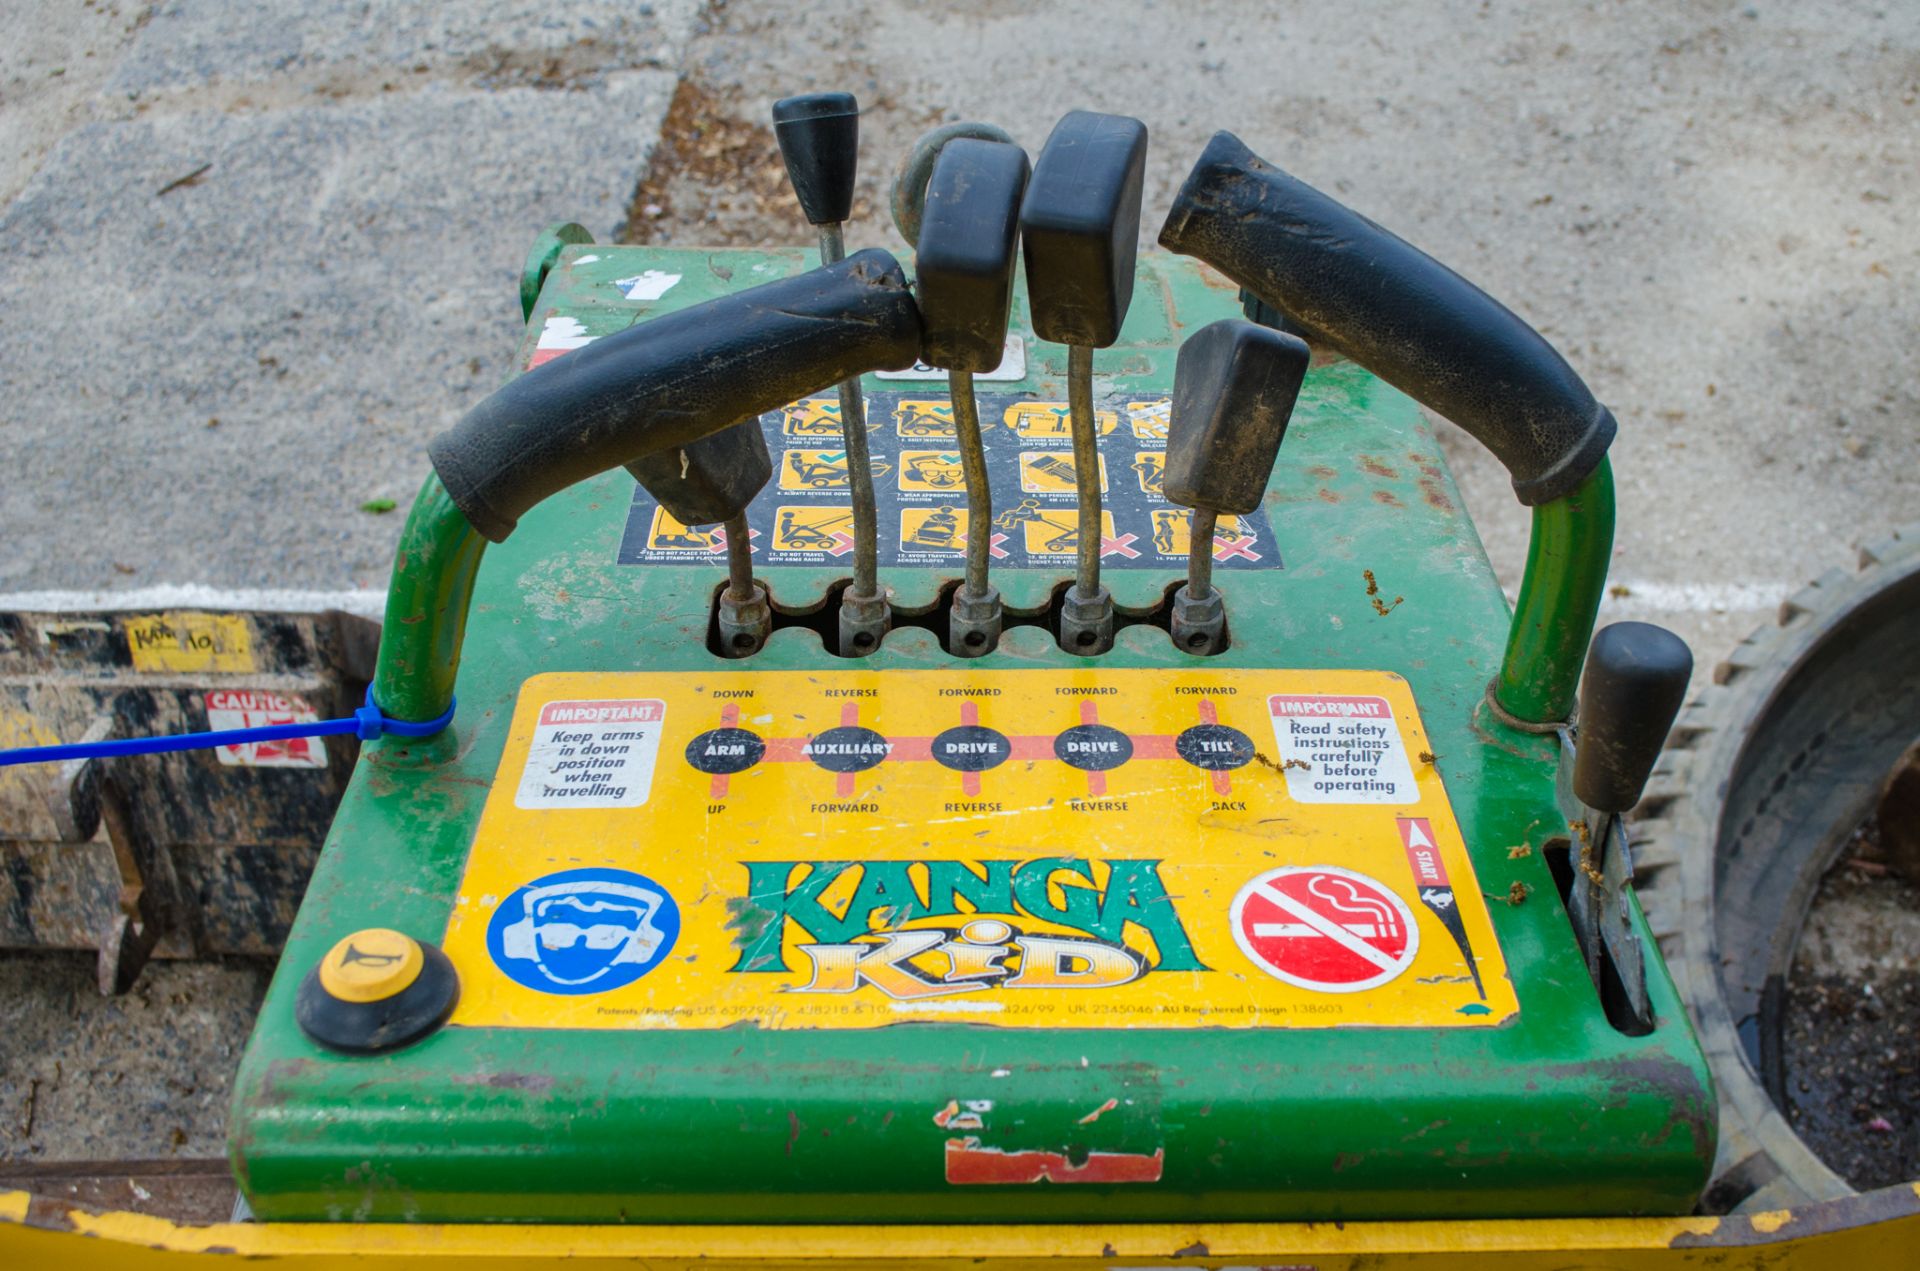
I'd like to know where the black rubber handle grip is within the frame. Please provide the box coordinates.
[1158,131,1615,507]
[1165,318,1310,516]
[1573,622,1693,814]
[773,92,859,226]
[429,250,921,541]
[625,415,772,528]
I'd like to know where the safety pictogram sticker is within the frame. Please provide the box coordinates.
[771,505,857,555]
[1148,508,1255,559]
[1009,507,1117,557]
[619,391,1281,573]
[1018,450,1108,495]
[1125,399,1171,440]
[778,448,851,490]
[1131,451,1165,495]
[1001,402,1119,440]
[486,866,680,995]
[780,398,847,437]
[1229,865,1419,993]
[646,508,724,553]
[899,506,968,554]
[894,399,955,437]
[898,450,967,492]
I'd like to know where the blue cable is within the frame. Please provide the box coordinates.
[0,691,455,769]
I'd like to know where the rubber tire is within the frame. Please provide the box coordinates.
[1632,524,1919,1213]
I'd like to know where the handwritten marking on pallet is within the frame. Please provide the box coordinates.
[444,669,1515,1032]
[124,612,254,674]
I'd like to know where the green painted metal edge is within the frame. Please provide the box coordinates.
[371,474,486,723]
[1493,461,1616,724]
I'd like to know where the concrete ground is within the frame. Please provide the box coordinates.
[1,0,1914,1164]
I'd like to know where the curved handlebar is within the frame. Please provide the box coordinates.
[1158,131,1613,508]
[428,249,924,542]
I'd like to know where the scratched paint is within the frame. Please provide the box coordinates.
[943,1138,1166,1184]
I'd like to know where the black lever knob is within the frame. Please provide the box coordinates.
[1165,319,1310,516]
[625,417,772,528]
[917,138,1030,372]
[1019,110,1148,349]
[772,92,860,227]
[1573,622,1693,814]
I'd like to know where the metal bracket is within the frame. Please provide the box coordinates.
[1555,729,1653,1032]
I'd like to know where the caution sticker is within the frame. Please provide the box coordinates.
[443,668,1515,1032]
[205,690,326,768]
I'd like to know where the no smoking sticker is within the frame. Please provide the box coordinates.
[1229,866,1419,993]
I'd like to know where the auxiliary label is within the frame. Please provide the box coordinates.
[443,669,1515,1031]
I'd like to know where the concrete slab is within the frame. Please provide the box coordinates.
[109,0,709,93]
[0,73,674,592]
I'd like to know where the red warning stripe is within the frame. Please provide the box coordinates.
[1397,816,1449,887]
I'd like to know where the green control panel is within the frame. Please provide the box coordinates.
[227,246,1714,1224]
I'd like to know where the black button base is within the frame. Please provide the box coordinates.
[296,942,460,1055]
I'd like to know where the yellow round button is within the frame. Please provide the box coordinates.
[318,928,424,1003]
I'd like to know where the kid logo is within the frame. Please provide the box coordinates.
[488,867,681,995]
[727,858,1204,1001]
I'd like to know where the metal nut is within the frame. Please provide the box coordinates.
[1170,584,1226,656]
[837,588,890,658]
[1057,583,1114,657]
[717,583,772,659]
[948,585,1003,658]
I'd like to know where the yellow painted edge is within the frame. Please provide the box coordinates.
[1,1185,1913,1263]
[25,1197,1730,1258]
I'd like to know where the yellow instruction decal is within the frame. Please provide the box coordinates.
[443,669,1516,1031]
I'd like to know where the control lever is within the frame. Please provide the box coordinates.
[1163,319,1310,655]
[1567,621,1692,1030]
[626,419,774,658]
[913,137,1031,656]
[1019,110,1148,656]
[773,92,886,657]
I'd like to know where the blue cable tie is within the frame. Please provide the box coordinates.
[0,690,456,769]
